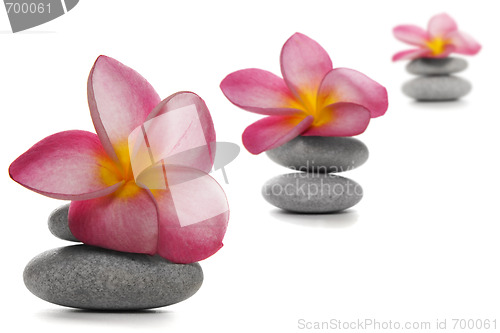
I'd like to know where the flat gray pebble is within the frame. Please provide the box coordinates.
[48,204,79,242]
[266,136,368,173]
[403,75,471,101]
[24,245,203,310]
[406,57,468,75]
[262,173,363,213]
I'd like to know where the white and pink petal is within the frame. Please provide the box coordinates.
[242,115,313,154]
[280,33,333,111]
[68,183,158,255]
[448,31,481,55]
[428,13,458,38]
[220,69,305,116]
[393,25,429,46]
[135,92,217,174]
[88,55,161,169]
[9,130,123,201]
[392,48,431,61]
[149,165,229,264]
[317,68,388,118]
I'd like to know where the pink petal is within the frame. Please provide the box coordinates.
[448,31,481,55]
[317,68,388,118]
[393,25,429,46]
[392,48,431,61]
[88,55,161,169]
[428,13,458,38]
[9,130,124,200]
[147,165,229,264]
[280,33,333,111]
[137,92,216,174]
[242,115,313,154]
[302,102,371,137]
[220,69,305,116]
[69,183,158,255]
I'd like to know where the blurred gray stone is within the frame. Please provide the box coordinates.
[24,245,203,310]
[406,57,468,75]
[266,136,369,173]
[48,204,79,242]
[403,76,471,101]
[262,173,363,213]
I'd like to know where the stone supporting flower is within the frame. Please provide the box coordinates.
[393,14,481,101]
[221,33,387,214]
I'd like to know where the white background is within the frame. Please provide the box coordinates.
[1,1,499,332]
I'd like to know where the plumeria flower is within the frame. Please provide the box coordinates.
[393,13,481,61]
[9,56,229,264]
[220,33,388,155]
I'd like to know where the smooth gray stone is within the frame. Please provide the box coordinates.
[262,173,363,213]
[48,204,79,242]
[403,75,471,101]
[266,136,369,173]
[406,57,468,75]
[24,245,203,310]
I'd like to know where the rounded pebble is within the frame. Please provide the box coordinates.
[406,57,468,75]
[48,204,79,242]
[262,173,363,213]
[403,75,471,101]
[266,136,369,173]
[24,245,204,310]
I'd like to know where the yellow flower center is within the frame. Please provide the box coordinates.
[295,90,336,127]
[97,142,142,198]
[426,37,448,56]
[113,180,142,198]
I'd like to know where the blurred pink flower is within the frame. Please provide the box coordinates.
[393,13,481,61]
[9,56,229,264]
[220,33,388,155]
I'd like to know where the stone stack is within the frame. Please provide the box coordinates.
[402,57,471,101]
[24,204,203,310]
[261,136,368,213]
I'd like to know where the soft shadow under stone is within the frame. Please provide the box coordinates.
[24,245,203,310]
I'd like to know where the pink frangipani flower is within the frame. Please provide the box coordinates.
[220,33,388,155]
[393,13,481,61]
[9,56,229,264]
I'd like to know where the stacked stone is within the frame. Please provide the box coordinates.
[23,204,203,310]
[261,136,368,213]
[403,57,471,101]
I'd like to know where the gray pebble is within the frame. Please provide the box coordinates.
[403,75,471,101]
[48,204,79,242]
[266,136,369,173]
[262,173,363,213]
[406,57,468,75]
[24,245,203,310]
